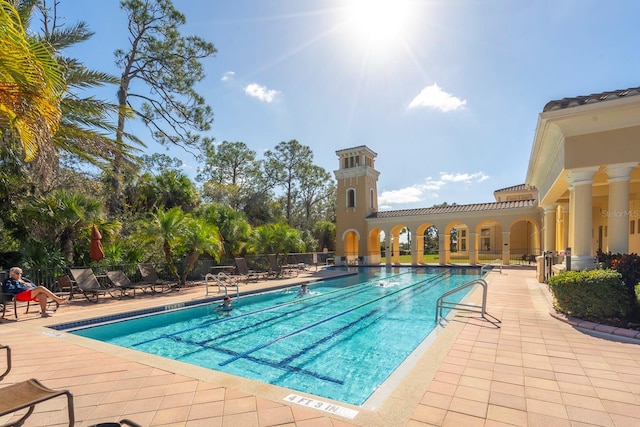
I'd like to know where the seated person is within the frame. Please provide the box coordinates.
[2,267,67,318]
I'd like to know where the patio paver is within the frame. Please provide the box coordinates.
[0,267,638,426]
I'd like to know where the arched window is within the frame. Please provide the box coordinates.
[370,188,374,209]
[347,188,356,208]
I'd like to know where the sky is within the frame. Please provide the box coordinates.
[52,0,640,211]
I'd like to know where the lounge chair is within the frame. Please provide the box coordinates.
[0,344,74,426]
[0,292,32,320]
[267,254,298,278]
[234,258,265,283]
[0,291,58,320]
[106,270,155,297]
[69,268,117,302]
[293,255,309,271]
[54,275,77,299]
[137,263,176,292]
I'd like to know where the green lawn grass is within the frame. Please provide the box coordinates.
[380,254,493,264]
[380,254,471,264]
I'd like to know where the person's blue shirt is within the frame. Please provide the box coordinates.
[2,276,33,295]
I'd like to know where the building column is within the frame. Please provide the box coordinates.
[392,231,400,264]
[412,231,423,265]
[543,205,557,252]
[557,204,569,252]
[566,167,599,270]
[606,162,637,254]
[502,231,511,265]
[438,232,447,265]
[385,230,392,267]
[469,232,477,265]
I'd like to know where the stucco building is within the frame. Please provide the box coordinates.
[333,85,640,271]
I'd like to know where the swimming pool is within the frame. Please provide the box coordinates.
[65,266,481,406]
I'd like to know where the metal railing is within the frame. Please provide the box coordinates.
[481,259,502,275]
[204,272,239,298]
[435,278,500,327]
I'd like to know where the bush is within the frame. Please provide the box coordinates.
[548,269,632,318]
[596,250,640,296]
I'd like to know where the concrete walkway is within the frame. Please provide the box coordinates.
[0,268,638,426]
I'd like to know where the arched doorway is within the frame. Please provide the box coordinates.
[342,229,360,264]
[476,220,503,264]
[368,228,384,264]
[510,218,540,264]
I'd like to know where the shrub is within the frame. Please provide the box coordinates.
[596,250,640,296]
[548,269,632,318]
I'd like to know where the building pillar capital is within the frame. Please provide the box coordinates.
[606,162,638,183]
[566,166,599,186]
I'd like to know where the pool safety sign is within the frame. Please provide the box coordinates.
[284,394,359,419]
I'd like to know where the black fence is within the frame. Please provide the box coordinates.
[2,252,336,290]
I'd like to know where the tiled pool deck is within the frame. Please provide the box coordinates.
[1,267,639,426]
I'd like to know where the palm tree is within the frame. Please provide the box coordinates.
[20,189,103,264]
[249,224,275,258]
[139,207,186,282]
[198,203,252,258]
[250,223,303,265]
[0,0,64,161]
[151,170,200,212]
[35,1,142,191]
[179,216,222,285]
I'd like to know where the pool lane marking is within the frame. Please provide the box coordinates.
[219,272,450,366]
[166,335,346,385]
[275,273,450,367]
[160,276,448,386]
[136,272,454,388]
[138,271,420,358]
[129,270,414,348]
[182,272,417,347]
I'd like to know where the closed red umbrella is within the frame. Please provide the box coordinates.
[89,225,105,262]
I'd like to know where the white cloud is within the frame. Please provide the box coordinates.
[440,171,489,183]
[378,171,489,207]
[408,83,467,112]
[221,71,235,81]
[245,83,279,103]
[379,186,425,205]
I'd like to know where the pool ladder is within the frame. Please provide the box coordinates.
[480,259,502,276]
[205,272,240,299]
[435,278,500,327]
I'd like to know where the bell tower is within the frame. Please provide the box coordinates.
[334,145,379,264]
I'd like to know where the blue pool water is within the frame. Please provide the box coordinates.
[68,266,480,406]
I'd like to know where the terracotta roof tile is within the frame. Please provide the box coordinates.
[368,199,536,219]
[543,86,640,112]
[493,183,535,193]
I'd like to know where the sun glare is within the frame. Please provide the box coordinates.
[343,0,412,48]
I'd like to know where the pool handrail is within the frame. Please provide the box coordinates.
[435,278,500,327]
[204,272,239,299]
[480,260,502,276]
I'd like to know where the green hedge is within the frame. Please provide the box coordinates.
[548,269,632,318]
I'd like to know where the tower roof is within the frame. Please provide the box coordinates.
[335,145,377,157]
